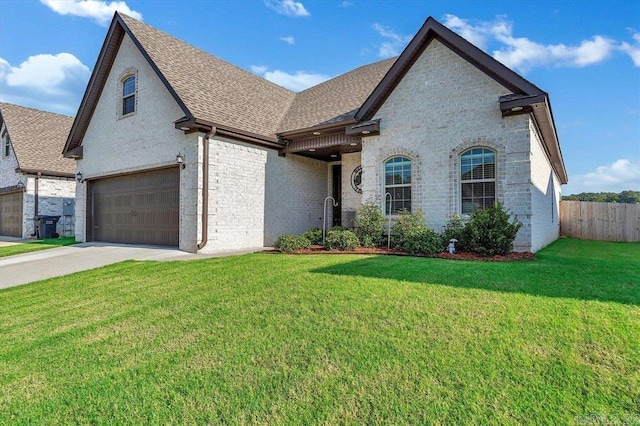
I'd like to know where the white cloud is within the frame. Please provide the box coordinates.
[250,65,268,74]
[280,36,295,45]
[372,23,411,58]
[0,53,90,115]
[265,0,309,17]
[442,14,632,73]
[251,66,330,91]
[340,1,352,7]
[40,0,142,26]
[264,70,331,92]
[620,33,640,66]
[564,159,640,194]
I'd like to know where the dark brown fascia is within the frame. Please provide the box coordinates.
[345,119,380,136]
[0,185,25,195]
[17,168,75,179]
[63,12,193,156]
[356,17,545,123]
[174,117,283,149]
[65,145,83,159]
[278,118,357,140]
[499,94,546,116]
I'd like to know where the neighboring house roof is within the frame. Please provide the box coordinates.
[0,102,75,177]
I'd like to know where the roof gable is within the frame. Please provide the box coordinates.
[1,103,75,176]
[65,12,296,155]
[356,17,546,122]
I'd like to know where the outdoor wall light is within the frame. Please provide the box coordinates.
[16,181,25,191]
[76,172,83,183]
[176,153,185,169]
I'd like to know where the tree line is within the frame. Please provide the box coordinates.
[562,190,640,204]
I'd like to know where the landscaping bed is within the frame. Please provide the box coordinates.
[265,245,535,261]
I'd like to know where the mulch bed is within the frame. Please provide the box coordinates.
[263,245,535,262]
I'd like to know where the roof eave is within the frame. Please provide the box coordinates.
[356,16,546,122]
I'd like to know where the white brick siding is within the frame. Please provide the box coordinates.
[75,33,199,252]
[341,152,362,227]
[362,39,541,251]
[529,118,562,252]
[264,150,328,245]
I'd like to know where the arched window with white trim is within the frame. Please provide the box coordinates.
[384,156,411,214]
[122,75,136,116]
[460,148,496,214]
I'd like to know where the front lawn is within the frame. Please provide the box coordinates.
[1,238,638,424]
[0,237,76,258]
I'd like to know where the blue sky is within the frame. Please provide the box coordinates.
[1,0,638,194]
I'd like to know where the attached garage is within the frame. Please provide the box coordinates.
[88,168,179,246]
[0,191,23,237]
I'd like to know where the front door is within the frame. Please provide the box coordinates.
[332,164,341,226]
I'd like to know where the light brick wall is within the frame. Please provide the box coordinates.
[75,33,199,251]
[341,152,362,228]
[529,118,561,252]
[23,176,76,238]
[264,151,329,245]
[362,39,536,251]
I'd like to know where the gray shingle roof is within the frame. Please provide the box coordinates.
[1,103,75,175]
[277,57,397,134]
[119,14,296,138]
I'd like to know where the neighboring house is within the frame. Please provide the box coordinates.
[0,103,76,239]
[63,13,567,253]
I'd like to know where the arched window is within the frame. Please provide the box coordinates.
[384,156,411,214]
[460,148,495,214]
[122,75,136,115]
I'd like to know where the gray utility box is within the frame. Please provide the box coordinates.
[34,215,61,239]
[63,198,75,216]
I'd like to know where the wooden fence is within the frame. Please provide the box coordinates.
[560,201,640,242]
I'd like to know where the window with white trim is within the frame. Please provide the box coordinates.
[122,75,136,116]
[460,148,496,214]
[2,130,10,157]
[384,156,411,214]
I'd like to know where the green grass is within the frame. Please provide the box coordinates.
[0,237,76,258]
[1,238,638,424]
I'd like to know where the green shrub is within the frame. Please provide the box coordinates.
[325,229,360,251]
[463,201,522,256]
[302,228,323,245]
[392,209,441,255]
[441,214,467,252]
[275,234,311,253]
[354,202,385,247]
[403,228,442,255]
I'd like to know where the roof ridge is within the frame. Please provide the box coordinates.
[117,13,295,95]
[0,102,74,119]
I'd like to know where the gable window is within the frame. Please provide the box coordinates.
[122,75,136,115]
[384,156,411,214]
[461,148,496,214]
[2,130,9,157]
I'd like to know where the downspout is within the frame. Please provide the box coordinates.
[30,172,41,237]
[197,129,213,250]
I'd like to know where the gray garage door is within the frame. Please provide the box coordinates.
[90,168,179,246]
[0,191,23,237]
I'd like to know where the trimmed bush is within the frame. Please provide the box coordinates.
[441,214,467,252]
[275,234,311,253]
[463,201,522,256]
[303,228,323,245]
[325,229,360,251]
[354,202,385,247]
[392,209,441,255]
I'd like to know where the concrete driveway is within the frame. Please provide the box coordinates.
[0,242,264,290]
